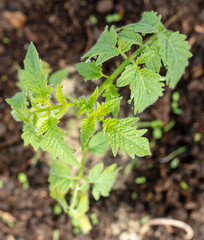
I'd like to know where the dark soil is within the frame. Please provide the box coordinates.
[0,0,204,240]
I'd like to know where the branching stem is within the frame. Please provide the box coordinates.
[98,45,146,96]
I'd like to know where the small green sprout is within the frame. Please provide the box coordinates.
[53,203,62,215]
[1,75,8,81]
[194,132,201,142]
[105,13,122,23]
[140,216,151,223]
[89,15,98,24]
[147,163,154,169]
[18,172,28,183]
[53,229,60,240]
[180,181,189,190]
[2,37,10,44]
[161,146,187,163]
[18,172,29,190]
[170,157,180,169]
[90,213,99,225]
[135,176,147,184]
[171,91,182,115]
[163,119,175,132]
[0,180,4,188]
[131,191,138,200]
[80,0,87,6]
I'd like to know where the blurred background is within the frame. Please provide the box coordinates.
[0,0,203,239]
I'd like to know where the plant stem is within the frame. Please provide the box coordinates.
[70,146,88,209]
[29,103,75,115]
[98,45,145,96]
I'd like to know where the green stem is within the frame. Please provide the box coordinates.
[70,146,88,209]
[29,103,75,115]
[98,45,146,96]
[166,146,187,161]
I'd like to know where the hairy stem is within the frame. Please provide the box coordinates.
[98,45,145,96]
[70,146,88,209]
[29,103,75,115]
[98,33,160,97]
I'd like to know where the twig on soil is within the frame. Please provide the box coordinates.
[0,210,16,224]
[164,9,186,28]
[83,27,94,55]
[67,3,81,30]
[140,218,194,240]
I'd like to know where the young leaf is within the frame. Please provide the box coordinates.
[56,85,67,105]
[75,62,102,81]
[40,117,80,166]
[21,42,52,100]
[6,91,27,111]
[49,158,72,193]
[82,26,119,65]
[77,87,99,118]
[50,190,68,211]
[121,11,162,34]
[22,123,40,151]
[103,117,151,158]
[95,98,122,119]
[102,85,120,118]
[158,31,192,87]
[80,114,96,150]
[6,92,28,121]
[49,67,69,86]
[89,131,109,154]
[137,51,154,64]
[117,65,164,113]
[88,163,120,200]
[143,46,161,73]
[118,30,142,46]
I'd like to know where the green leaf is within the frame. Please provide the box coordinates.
[137,51,154,64]
[89,131,109,154]
[50,190,68,211]
[158,31,192,87]
[6,92,28,121]
[22,123,40,151]
[103,117,151,158]
[118,30,142,46]
[40,117,80,166]
[121,11,162,34]
[102,85,120,118]
[77,87,99,117]
[49,158,72,193]
[95,98,122,119]
[143,46,161,73]
[49,67,69,86]
[80,114,96,150]
[21,42,52,100]
[75,62,102,81]
[88,163,120,200]
[82,26,119,65]
[6,91,27,111]
[56,85,67,105]
[117,65,164,113]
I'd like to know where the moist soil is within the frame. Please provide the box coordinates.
[0,0,204,239]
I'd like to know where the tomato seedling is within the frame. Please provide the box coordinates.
[6,11,192,233]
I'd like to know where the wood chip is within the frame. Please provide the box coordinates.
[2,11,26,30]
